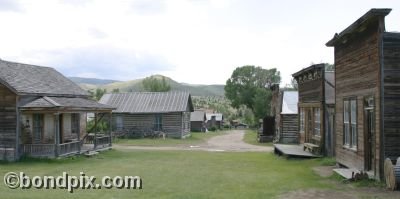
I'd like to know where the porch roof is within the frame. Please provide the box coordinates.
[19,96,115,112]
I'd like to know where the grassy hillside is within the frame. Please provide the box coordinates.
[69,75,225,96]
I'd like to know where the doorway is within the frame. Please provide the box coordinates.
[364,97,375,171]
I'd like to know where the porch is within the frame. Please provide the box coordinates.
[21,134,112,158]
[18,96,115,158]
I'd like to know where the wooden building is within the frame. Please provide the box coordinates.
[270,85,299,143]
[292,64,335,156]
[206,113,224,129]
[190,110,206,132]
[0,60,114,161]
[326,8,400,180]
[100,92,194,138]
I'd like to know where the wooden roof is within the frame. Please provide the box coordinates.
[0,59,88,97]
[190,110,206,122]
[20,96,114,112]
[99,92,194,113]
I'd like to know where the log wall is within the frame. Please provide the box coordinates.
[0,84,17,160]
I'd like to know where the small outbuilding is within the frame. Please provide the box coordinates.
[100,92,194,138]
[190,110,206,132]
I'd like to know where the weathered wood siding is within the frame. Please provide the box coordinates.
[334,22,381,177]
[190,121,203,132]
[382,33,400,162]
[113,112,186,138]
[298,75,323,103]
[280,114,298,143]
[0,84,17,160]
[182,111,191,137]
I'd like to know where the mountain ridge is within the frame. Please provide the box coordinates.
[68,75,225,96]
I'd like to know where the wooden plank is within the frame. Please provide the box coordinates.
[274,144,321,158]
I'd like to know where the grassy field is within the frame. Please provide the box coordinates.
[243,130,273,147]
[114,131,227,146]
[0,150,333,199]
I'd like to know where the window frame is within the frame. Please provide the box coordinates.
[343,98,357,150]
[313,107,321,137]
[299,108,305,133]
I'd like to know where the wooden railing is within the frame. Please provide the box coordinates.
[58,141,80,156]
[95,136,111,148]
[23,144,55,157]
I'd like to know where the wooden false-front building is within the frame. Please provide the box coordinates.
[190,110,206,132]
[326,8,400,180]
[100,92,194,138]
[292,64,335,156]
[270,85,299,143]
[0,60,114,161]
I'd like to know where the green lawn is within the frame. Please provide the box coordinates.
[114,131,227,146]
[243,130,273,147]
[0,150,333,199]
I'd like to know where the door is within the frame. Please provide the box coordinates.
[306,109,313,143]
[326,107,335,157]
[364,97,375,171]
[32,114,44,144]
[59,114,64,143]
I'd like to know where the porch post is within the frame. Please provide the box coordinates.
[109,112,112,147]
[77,113,81,153]
[54,113,60,157]
[94,113,97,149]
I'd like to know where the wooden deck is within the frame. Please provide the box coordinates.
[274,144,321,158]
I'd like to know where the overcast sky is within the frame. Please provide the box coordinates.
[0,0,399,85]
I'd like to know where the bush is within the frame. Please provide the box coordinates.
[223,124,230,129]
[209,126,217,131]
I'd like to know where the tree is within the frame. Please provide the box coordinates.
[112,88,120,93]
[225,65,280,118]
[142,76,171,92]
[290,78,298,90]
[89,88,107,101]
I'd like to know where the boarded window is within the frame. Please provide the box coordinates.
[116,116,124,131]
[313,108,320,136]
[343,99,357,148]
[154,114,162,131]
[300,108,305,132]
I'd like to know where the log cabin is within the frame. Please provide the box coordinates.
[270,85,299,143]
[190,110,206,132]
[99,92,194,138]
[0,60,114,161]
[326,8,400,180]
[292,64,335,156]
[206,113,224,130]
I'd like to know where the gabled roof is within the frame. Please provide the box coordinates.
[99,92,194,113]
[292,63,326,78]
[206,113,223,121]
[191,110,206,122]
[326,8,391,46]
[20,96,114,111]
[0,60,88,96]
[281,91,298,114]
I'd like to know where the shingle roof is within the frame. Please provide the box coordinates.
[191,111,206,122]
[281,91,298,114]
[0,60,88,96]
[99,92,194,113]
[206,113,223,121]
[20,96,114,111]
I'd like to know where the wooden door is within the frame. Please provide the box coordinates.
[59,114,64,143]
[306,109,313,143]
[32,114,44,143]
[364,97,375,171]
[325,107,335,156]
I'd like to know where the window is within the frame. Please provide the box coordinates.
[116,116,123,131]
[313,108,320,136]
[71,113,80,135]
[300,108,305,132]
[154,114,162,131]
[343,99,357,149]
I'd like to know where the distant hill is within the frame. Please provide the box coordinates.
[69,75,225,96]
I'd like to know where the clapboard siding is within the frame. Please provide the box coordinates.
[280,114,298,143]
[298,78,323,102]
[0,84,17,148]
[383,33,400,161]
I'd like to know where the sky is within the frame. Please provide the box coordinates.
[0,0,399,86]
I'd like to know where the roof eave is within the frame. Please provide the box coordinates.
[326,8,391,47]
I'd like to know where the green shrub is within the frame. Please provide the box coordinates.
[209,126,217,131]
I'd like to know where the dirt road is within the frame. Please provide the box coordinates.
[114,130,273,152]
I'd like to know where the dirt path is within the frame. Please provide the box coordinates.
[114,130,273,152]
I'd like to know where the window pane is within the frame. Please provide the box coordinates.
[314,108,320,136]
[351,124,357,147]
[344,100,349,123]
[351,100,357,124]
[300,109,305,132]
[344,123,350,145]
